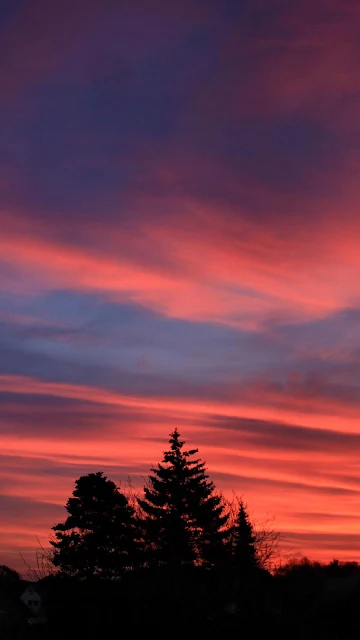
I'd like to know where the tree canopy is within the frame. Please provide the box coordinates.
[138,428,229,568]
[49,431,280,582]
[232,499,259,574]
[51,472,139,579]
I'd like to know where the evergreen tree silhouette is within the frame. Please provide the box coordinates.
[138,429,228,568]
[51,472,139,578]
[233,499,259,573]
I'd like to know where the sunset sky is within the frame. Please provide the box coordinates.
[2,0,360,572]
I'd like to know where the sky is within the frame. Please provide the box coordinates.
[1,0,360,572]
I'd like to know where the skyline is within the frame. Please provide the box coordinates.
[2,0,360,572]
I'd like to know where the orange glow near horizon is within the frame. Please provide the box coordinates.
[2,371,360,571]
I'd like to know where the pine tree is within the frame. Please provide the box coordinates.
[51,472,139,578]
[138,429,228,568]
[232,499,259,573]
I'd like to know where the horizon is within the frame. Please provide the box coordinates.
[1,0,360,573]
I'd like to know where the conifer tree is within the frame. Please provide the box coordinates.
[51,472,139,578]
[232,499,259,573]
[138,429,228,568]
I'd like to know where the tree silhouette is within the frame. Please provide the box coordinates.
[51,472,139,578]
[138,429,229,568]
[232,500,259,574]
[0,565,20,584]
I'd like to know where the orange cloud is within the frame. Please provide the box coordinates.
[2,371,360,571]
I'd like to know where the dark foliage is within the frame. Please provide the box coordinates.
[50,472,139,578]
[138,428,229,567]
[232,499,259,574]
[0,565,20,584]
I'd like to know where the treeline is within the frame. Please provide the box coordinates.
[4,429,360,638]
[50,429,268,578]
[38,430,360,638]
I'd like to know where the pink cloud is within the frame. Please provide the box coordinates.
[187,0,360,127]
[2,183,360,332]
[0,0,210,101]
